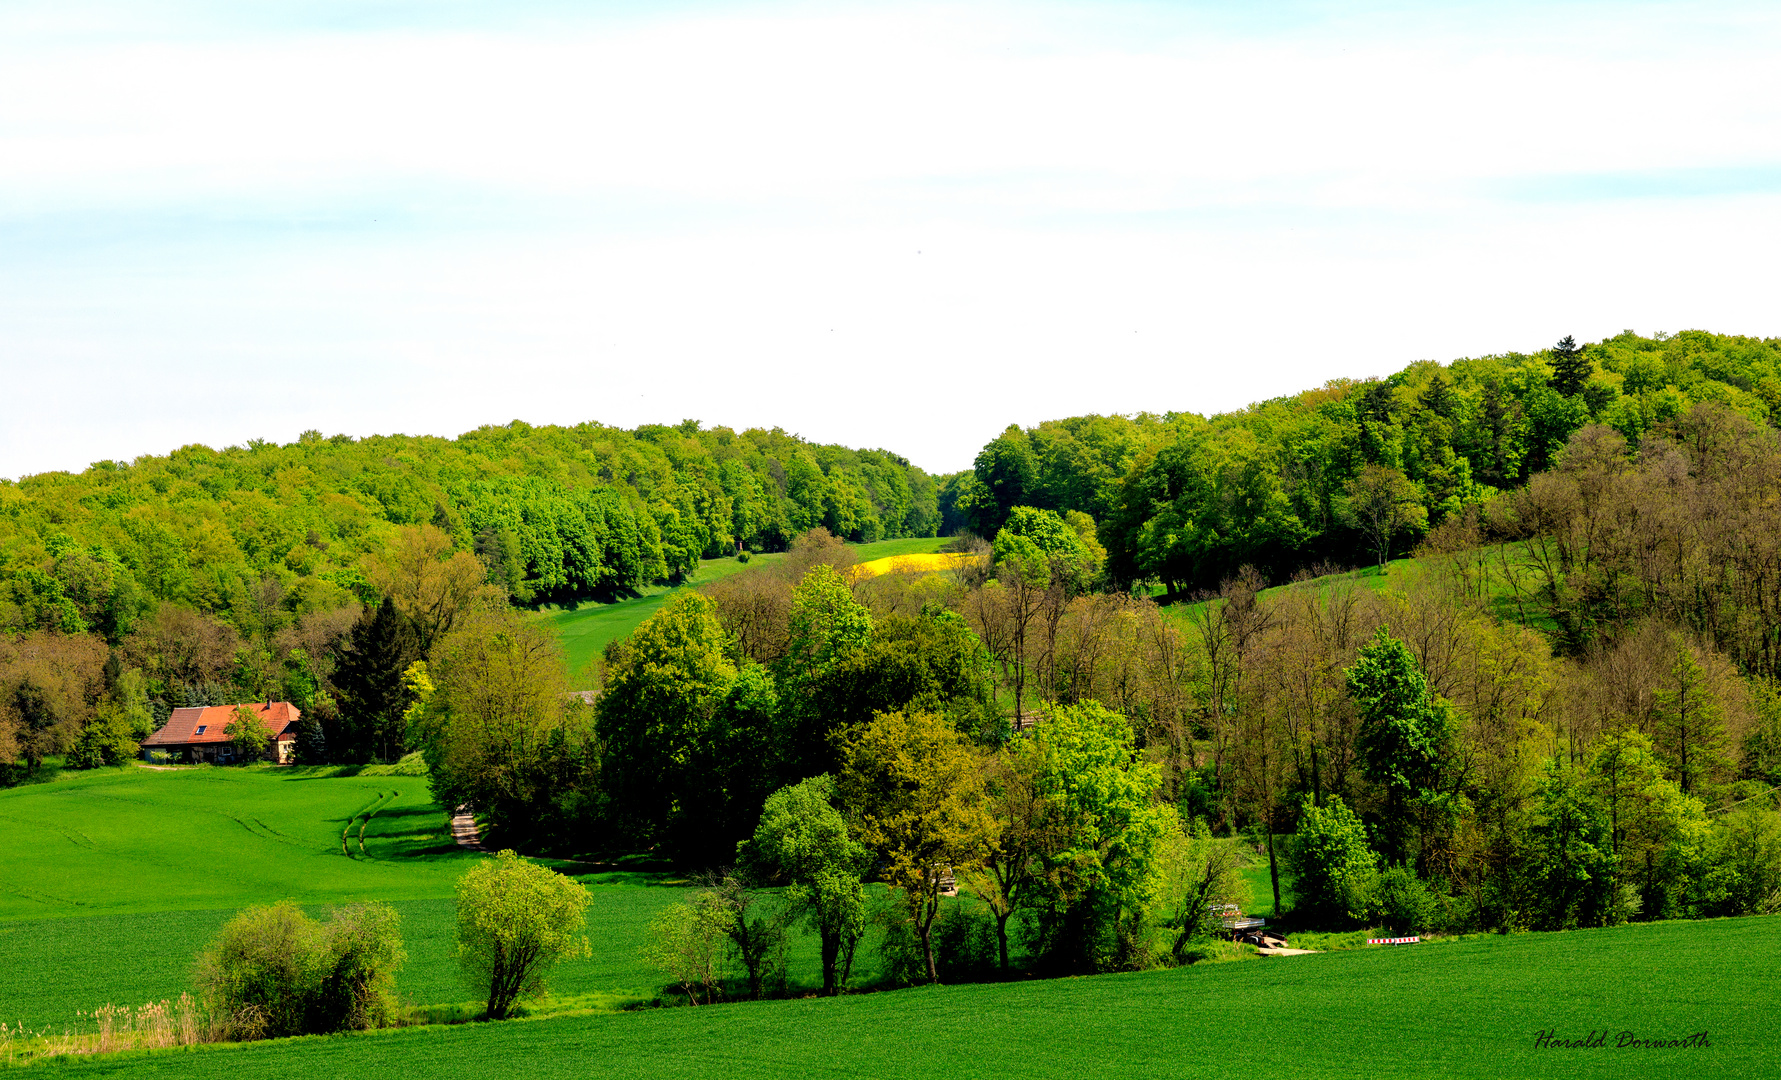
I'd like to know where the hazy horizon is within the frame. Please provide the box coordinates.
[5,0,1779,479]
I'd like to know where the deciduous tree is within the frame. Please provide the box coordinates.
[226,705,272,762]
[419,609,596,847]
[1027,702,1169,973]
[455,850,592,1020]
[595,592,741,860]
[370,525,493,655]
[839,709,998,982]
[640,891,731,1005]
[1344,465,1426,573]
[1347,628,1459,869]
[740,775,867,995]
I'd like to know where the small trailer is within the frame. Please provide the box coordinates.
[1209,904,1290,949]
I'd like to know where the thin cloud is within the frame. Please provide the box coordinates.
[2,1,1778,478]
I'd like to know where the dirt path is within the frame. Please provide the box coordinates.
[450,806,486,851]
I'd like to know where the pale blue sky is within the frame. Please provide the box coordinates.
[3,1,1778,478]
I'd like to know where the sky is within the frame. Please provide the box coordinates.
[3,0,1779,480]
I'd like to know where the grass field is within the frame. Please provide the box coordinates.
[0,887,709,1031]
[0,765,479,922]
[0,764,895,1031]
[26,915,1779,1079]
[539,537,951,687]
[1156,544,1560,642]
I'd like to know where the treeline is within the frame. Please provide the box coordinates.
[0,421,938,776]
[945,330,1781,594]
[0,418,937,636]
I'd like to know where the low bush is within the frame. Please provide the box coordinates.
[1174,939,1256,965]
[192,900,404,1039]
[640,893,730,1005]
[875,894,998,986]
[1371,867,1437,935]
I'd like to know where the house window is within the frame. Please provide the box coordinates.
[195,725,207,735]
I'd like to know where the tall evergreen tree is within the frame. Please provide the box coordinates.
[1550,335,1592,396]
[332,597,420,763]
[293,711,329,765]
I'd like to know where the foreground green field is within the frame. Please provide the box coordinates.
[0,888,702,1031]
[0,765,893,1029]
[29,915,1779,1079]
[540,537,948,687]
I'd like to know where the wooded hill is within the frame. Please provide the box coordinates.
[943,329,1781,594]
[0,420,939,641]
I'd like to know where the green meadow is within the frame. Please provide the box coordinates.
[0,765,676,1024]
[0,764,894,1032]
[0,764,475,920]
[26,915,1779,1080]
[1158,545,1558,641]
[539,537,949,687]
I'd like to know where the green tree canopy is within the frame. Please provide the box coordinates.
[455,850,593,1020]
[839,709,998,982]
[1027,702,1169,973]
[739,775,867,995]
[595,592,739,860]
[1346,628,1460,867]
[417,610,596,849]
[1286,796,1378,925]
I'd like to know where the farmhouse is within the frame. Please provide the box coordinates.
[140,702,302,765]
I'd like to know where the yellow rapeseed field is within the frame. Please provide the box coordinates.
[850,552,983,579]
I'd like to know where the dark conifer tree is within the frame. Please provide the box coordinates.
[331,597,420,764]
[1418,371,1457,418]
[293,712,329,765]
[1550,335,1592,396]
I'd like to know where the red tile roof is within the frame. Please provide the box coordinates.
[141,702,301,747]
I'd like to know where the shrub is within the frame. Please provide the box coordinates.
[1371,866,1437,935]
[932,897,999,981]
[705,871,789,999]
[65,708,139,769]
[737,550,751,564]
[875,893,997,987]
[192,901,405,1039]
[456,850,593,1019]
[641,892,731,1005]
[1704,804,1781,915]
[311,902,405,1031]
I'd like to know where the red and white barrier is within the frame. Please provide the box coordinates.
[1367,936,1420,945]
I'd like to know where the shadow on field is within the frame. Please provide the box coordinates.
[369,806,463,859]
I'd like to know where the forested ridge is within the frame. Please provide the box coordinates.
[944,329,1781,594]
[0,419,938,637]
